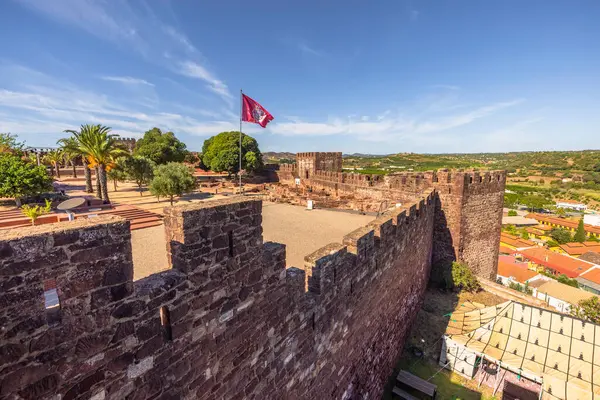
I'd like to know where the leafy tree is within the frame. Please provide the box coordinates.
[150,162,196,205]
[134,127,189,165]
[555,207,566,217]
[0,133,24,155]
[0,154,53,206]
[201,131,263,175]
[550,228,572,244]
[571,296,600,324]
[451,262,480,292]
[106,157,128,192]
[122,156,155,195]
[44,150,64,179]
[557,273,579,288]
[546,239,560,248]
[58,135,92,193]
[21,199,51,226]
[588,235,599,243]
[507,209,518,217]
[520,229,530,240]
[65,124,128,203]
[574,218,587,243]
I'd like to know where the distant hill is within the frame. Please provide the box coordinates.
[262,152,296,162]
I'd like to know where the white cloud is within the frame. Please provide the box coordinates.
[178,61,233,101]
[298,42,323,57]
[101,76,154,86]
[14,0,232,105]
[268,99,525,143]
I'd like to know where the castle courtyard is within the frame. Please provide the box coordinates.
[131,201,374,280]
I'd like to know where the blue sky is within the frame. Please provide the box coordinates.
[0,0,598,153]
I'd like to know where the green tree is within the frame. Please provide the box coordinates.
[66,124,128,203]
[43,150,64,179]
[201,131,263,175]
[555,207,566,217]
[0,154,53,206]
[507,209,518,217]
[122,156,155,195]
[58,135,93,193]
[571,296,600,324]
[21,199,52,226]
[451,262,481,292]
[134,127,189,165]
[557,274,579,288]
[574,218,587,243]
[546,239,560,248]
[588,235,599,243]
[0,133,24,155]
[550,228,572,244]
[107,157,128,192]
[150,162,196,205]
[520,229,530,240]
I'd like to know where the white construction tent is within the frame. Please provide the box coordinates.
[440,300,600,399]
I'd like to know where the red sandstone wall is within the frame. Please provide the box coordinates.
[0,195,435,400]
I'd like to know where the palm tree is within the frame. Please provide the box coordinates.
[57,137,79,178]
[44,150,64,179]
[62,131,93,194]
[67,124,127,203]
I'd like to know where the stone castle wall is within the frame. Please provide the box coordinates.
[0,194,435,400]
[271,156,505,281]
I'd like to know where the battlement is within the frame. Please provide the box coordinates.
[296,151,342,158]
[0,195,436,400]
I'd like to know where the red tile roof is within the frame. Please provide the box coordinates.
[497,256,539,283]
[518,247,595,278]
[499,245,515,255]
[500,232,537,249]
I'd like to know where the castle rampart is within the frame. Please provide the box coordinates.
[270,153,506,281]
[0,194,435,399]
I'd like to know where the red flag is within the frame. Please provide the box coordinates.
[242,94,274,128]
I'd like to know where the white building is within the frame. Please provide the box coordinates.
[584,214,600,227]
[555,200,587,211]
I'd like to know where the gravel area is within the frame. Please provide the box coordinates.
[131,225,169,280]
[261,202,374,268]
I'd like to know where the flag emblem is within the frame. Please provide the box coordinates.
[242,94,273,128]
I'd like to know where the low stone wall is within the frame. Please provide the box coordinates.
[0,194,436,400]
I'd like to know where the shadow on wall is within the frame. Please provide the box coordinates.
[429,195,456,288]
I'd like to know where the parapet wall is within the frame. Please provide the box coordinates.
[0,195,435,400]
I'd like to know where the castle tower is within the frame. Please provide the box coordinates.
[296,152,342,179]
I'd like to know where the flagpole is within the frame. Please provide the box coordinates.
[239,89,243,195]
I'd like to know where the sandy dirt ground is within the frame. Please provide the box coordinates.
[131,225,170,280]
[261,202,374,268]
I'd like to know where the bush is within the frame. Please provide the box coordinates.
[0,154,53,206]
[571,296,600,324]
[545,239,560,248]
[20,199,51,226]
[451,262,480,292]
[150,162,196,205]
[507,210,518,216]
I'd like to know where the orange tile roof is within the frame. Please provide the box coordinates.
[500,232,537,249]
[497,256,539,283]
[499,245,515,254]
[525,213,600,235]
[559,242,600,256]
[579,267,600,285]
[518,247,595,278]
[556,199,586,205]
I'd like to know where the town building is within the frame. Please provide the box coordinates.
[531,280,596,313]
[556,242,600,257]
[584,213,600,227]
[576,267,600,295]
[525,213,600,240]
[500,232,537,251]
[555,199,587,211]
[517,247,595,278]
[496,255,545,286]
